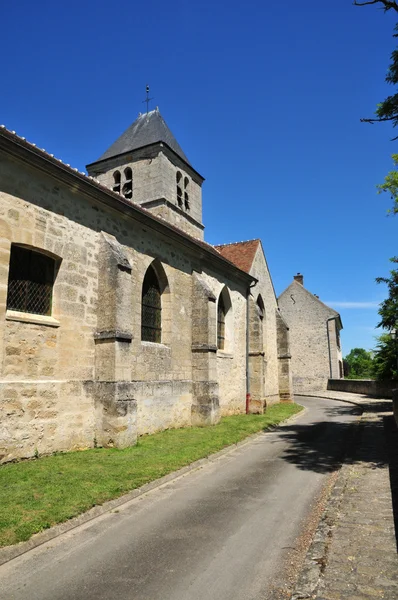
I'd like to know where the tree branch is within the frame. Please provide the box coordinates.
[360,116,397,122]
[353,0,398,11]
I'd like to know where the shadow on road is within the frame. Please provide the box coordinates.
[272,401,388,475]
[273,398,398,550]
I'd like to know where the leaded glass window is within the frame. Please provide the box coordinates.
[141,266,162,343]
[6,246,56,316]
[217,295,226,350]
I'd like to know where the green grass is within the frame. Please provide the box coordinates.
[0,402,302,547]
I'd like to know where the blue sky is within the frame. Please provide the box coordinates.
[1,0,397,353]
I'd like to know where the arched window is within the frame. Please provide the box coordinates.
[113,171,121,194]
[256,295,265,352]
[176,171,183,207]
[257,295,265,319]
[141,265,162,343]
[217,294,226,350]
[184,177,190,210]
[6,245,59,316]
[217,287,233,351]
[122,167,133,199]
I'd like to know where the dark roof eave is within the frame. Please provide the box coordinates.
[86,140,205,182]
[0,128,251,285]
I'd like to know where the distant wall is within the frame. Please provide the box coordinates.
[328,378,395,398]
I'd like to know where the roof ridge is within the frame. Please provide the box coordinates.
[214,238,260,248]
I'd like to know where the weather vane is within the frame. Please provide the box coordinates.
[142,85,153,114]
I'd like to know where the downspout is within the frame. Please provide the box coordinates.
[246,281,257,413]
[326,317,336,379]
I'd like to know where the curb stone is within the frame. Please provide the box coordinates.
[0,405,306,567]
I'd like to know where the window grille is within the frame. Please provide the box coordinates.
[141,266,162,343]
[6,246,56,316]
[217,295,226,350]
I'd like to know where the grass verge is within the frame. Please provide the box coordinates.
[0,402,302,547]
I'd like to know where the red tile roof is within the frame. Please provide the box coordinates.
[214,239,260,273]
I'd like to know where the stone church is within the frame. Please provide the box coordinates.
[0,108,293,463]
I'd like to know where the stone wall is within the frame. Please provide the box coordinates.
[199,270,247,416]
[276,311,293,402]
[0,153,100,461]
[0,146,254,461]
[0,380,93,463]
[328,378,395,398]
[248,246,285,407]
[278,282,341,393]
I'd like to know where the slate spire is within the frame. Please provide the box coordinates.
[94,108,190,165]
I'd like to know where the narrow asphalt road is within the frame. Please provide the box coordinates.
[0,397,358,600]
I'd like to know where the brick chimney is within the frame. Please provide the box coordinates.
[293,273,304,285]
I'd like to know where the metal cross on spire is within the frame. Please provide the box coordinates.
[142,85,154,114]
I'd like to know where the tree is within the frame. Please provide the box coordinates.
[373,258,398,379]
[355,1,398,130]
[344,347,375,379]
[377,155,398,212]
[376,256,398,329]
[372,333,398,379]
[355,2,398,381]
[355,2,398,211]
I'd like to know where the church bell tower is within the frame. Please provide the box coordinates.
[86,108,205,240]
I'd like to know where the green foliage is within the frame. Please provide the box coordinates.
[356,4,398,210]
[355,2,398,130]
[0,403,302,547]
[377,155,398,213]
[376,256,398,330]
[373,259,398,379]
[344,347,374,379]
[372,333,398,379]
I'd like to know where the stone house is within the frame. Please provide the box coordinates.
[278,274,343,393]
[0,109,293,463]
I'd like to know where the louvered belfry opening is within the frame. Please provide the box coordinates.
[6,245,56,316]
[217,295,226,350]
[176,171,183,207]
[122,167,133,199]
[113,170,121,193]
[141,265,162,343]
